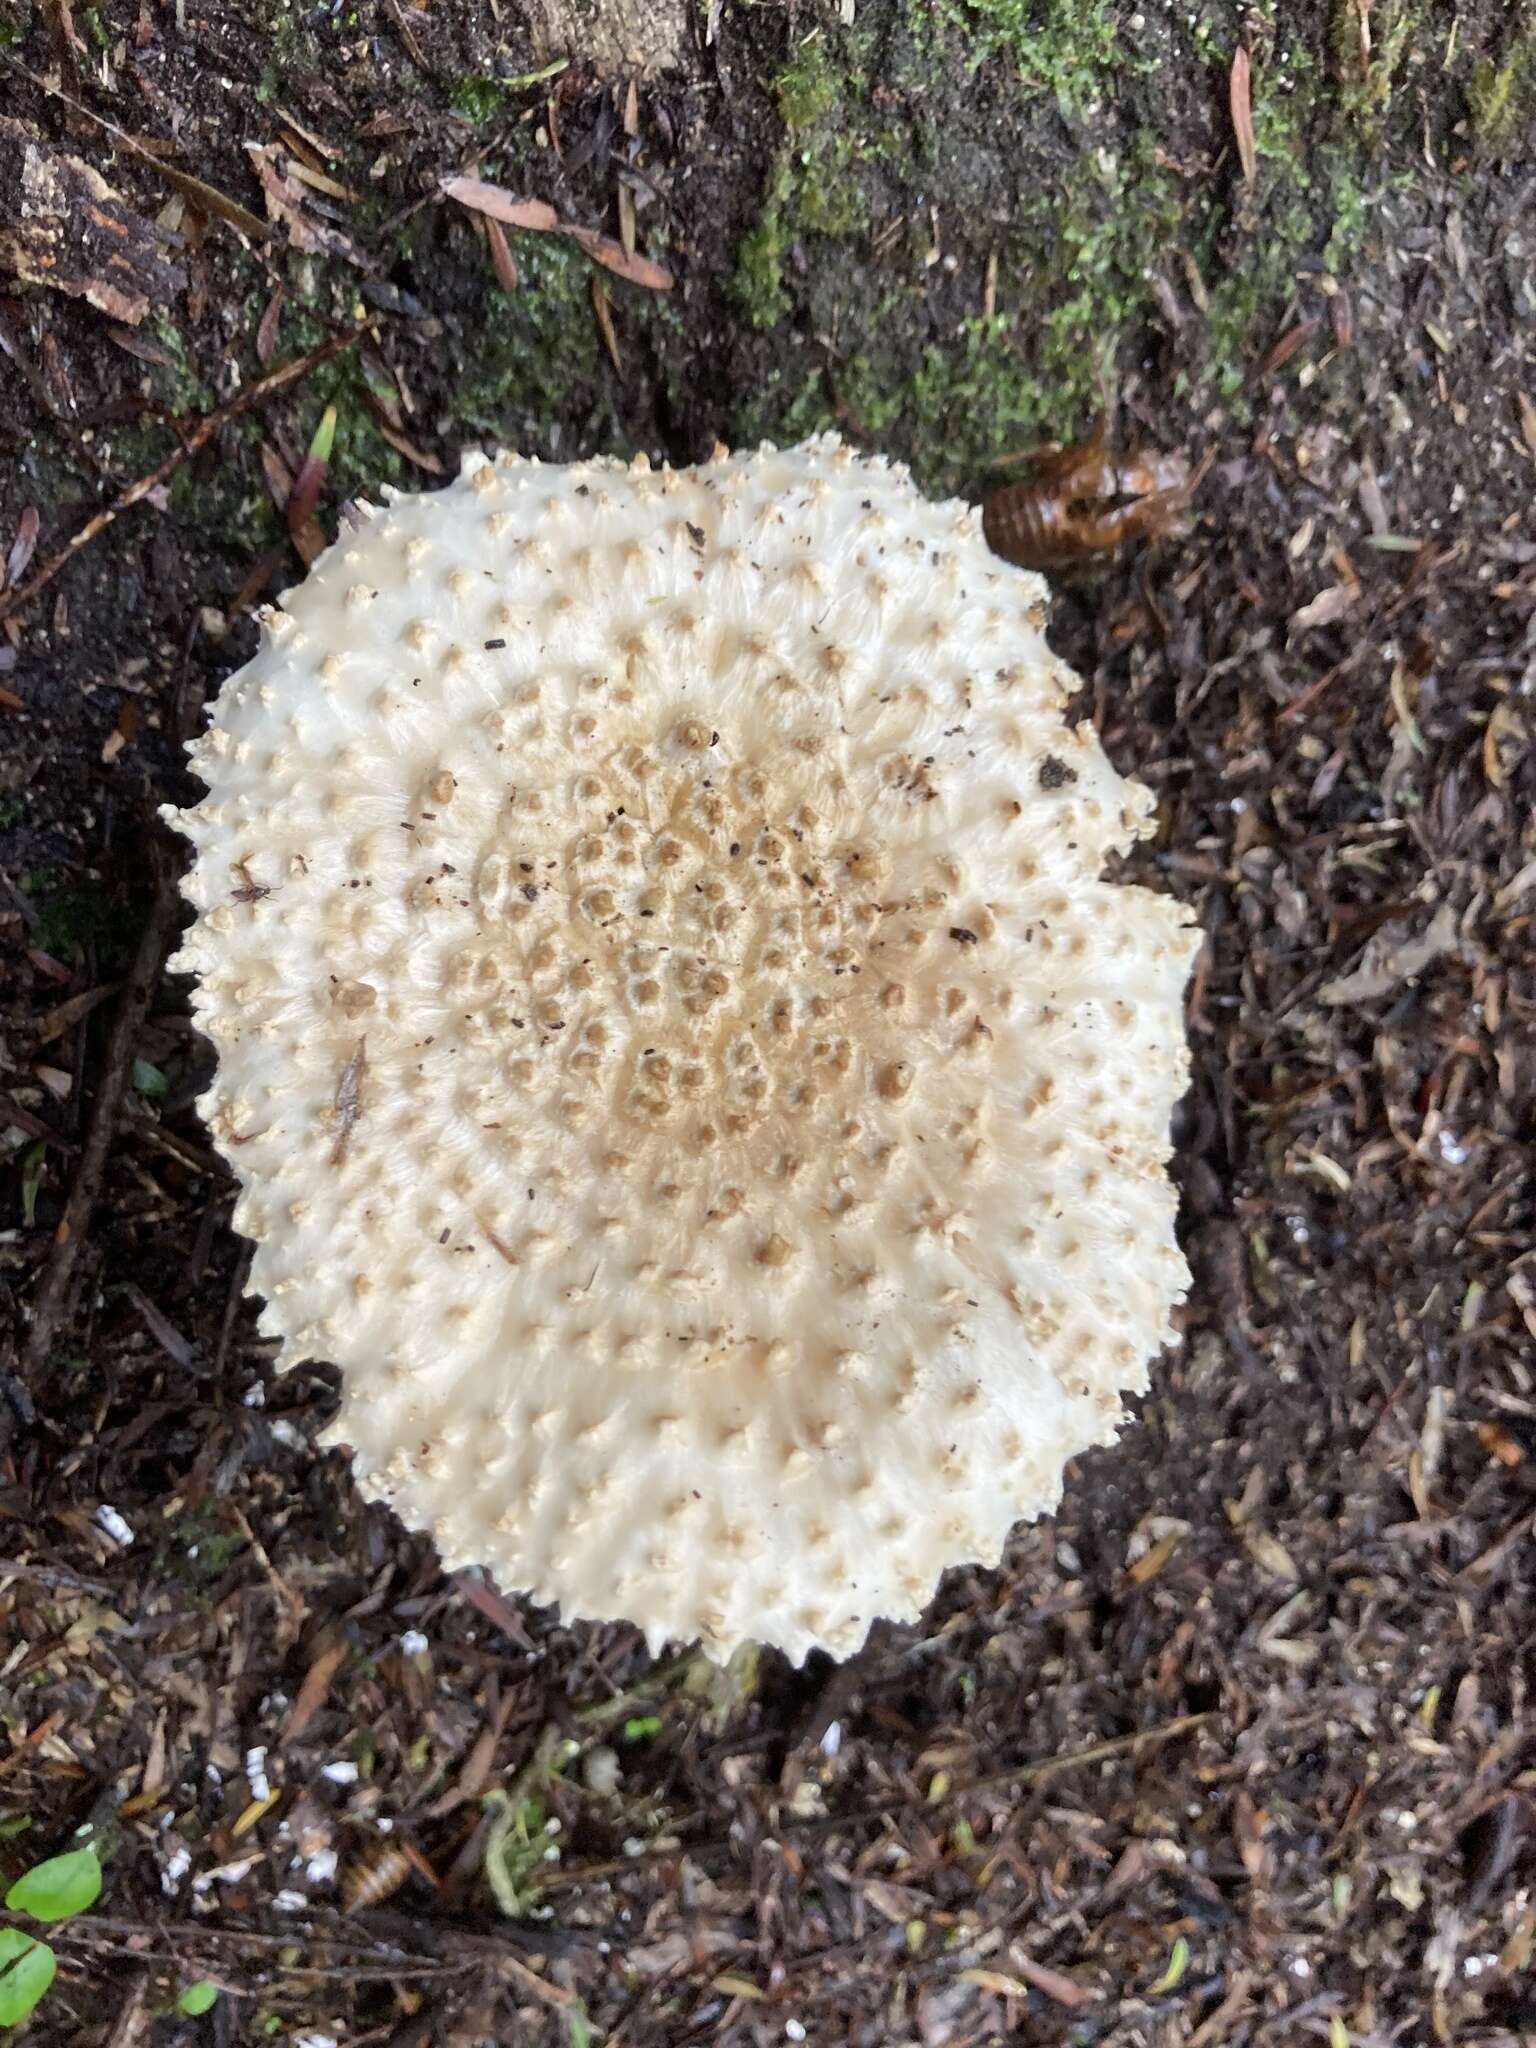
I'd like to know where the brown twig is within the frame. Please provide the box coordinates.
[21,834,182,1381]
[0,328,366,623]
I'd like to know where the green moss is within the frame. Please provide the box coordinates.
[733,162,797,330]
[736,131,1184,493]
[148,317,210,417]
[730,35,881,329]
[452,76,512,124]
[1467,32,1536,152]
[454,237,613,450]
[450,58,572,122]
[776,34,843,131]
[1331,0,1425,142]
[156,1502,244,1596]
[922,0,1125,114]
[27,875,142,965]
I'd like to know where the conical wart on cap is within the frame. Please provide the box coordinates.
[163,435,1199,1664]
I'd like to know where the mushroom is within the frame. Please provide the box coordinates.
[164,436,1198,1663]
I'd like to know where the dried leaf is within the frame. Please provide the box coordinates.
[246,144,372,269]
[1241,1525,1299,1583]
[1230,48,1257,188]
[4,508,40,590]
[256,285,286,365]
[960,1969,1031,1999]
[440,179,561,232]
[259,441,295,513]
[591,272,623,375]
[564,223,673,291]
[442,176,673,289]
[281,1638,347,1745]
[484,216,518,293]
[1518,390,1536,460]
[373,418,444,473]
[1259,319,1319,379]
[1290,583,1357,632]
[1010,1954,1098,2009]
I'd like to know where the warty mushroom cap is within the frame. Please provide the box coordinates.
[163,435,1199,1663]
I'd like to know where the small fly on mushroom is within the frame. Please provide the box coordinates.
[982,416,1207,571]
[164,435,1199,1665]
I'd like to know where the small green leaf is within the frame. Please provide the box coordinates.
[622,1715,661,1742]
[0,1930,56,2026]
[20,1142,46,1227]
[178,1981,220,2016]
[131,1057,168,1098]
[5,1846,102,1922]
[565,2004,592,2048]
[1151,1934,1191,1994]
[0,1815,33,1840]
[307,404,338,467]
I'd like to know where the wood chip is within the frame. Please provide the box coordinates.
[1290,582,1357,632]
[0,117,186,326]
[1318,902,1460,1005]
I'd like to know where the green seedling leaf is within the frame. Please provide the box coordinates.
[20,1142,45,1227]
[5,1845,102,1922]
[288,405,338,541]
[1151,1935,1191,1994]
[622,1716,661,1743]
[131,1057,168,1098]
[0,1930,56,2027]
[177,1981,220,2016]
[0,1816,33,1840]
[565,2004,592,2048]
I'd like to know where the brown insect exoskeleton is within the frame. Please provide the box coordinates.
[982,416,1205,571]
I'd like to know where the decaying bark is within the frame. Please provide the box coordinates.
[523,0,689,74]
[0,116,185,326]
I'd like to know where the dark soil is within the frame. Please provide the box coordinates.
[3,2,1535,2043]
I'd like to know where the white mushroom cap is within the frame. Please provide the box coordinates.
[164,436,1198,1664]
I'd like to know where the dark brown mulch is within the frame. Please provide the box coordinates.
[2,2,1536,2044]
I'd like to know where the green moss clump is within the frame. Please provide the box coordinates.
[452,76,512,124]
[1467,32,1536,152]
[453,236,615,450]
[775,33,842,130]
[730,35,880,329]
[149,317,210,417]
[26,873,143,965]
[921,0,1126,114]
